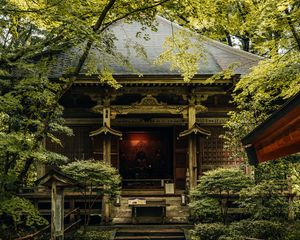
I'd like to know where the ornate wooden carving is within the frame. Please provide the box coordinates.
[135,95,163,106]
[92,95,189,115]
[91,95,207,117]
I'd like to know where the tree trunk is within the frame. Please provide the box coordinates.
[225,30,233,47]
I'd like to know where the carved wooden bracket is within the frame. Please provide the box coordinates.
[92,95,189,115]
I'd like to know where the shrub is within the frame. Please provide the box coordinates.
[228,220,285,240]
[190,220,290,240]
[218,236,244,240]
[191,168,252,224]
[284,221,300,240]
[73,230,112,240]
[0,196,48,238]
[191,223,227,240]
[189,197,221,223]
[239,185,290,220]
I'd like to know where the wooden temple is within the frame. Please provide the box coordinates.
[36,16,262,224]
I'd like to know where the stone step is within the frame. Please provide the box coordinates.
[112,217,132,224]
[118,229,183,233]
[115,236,185,240]
[166,217,189,224]
[115,227,186,240]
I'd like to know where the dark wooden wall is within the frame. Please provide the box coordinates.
[46,124,237,190]
[46,125,95,161]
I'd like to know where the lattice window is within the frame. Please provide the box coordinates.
[199,126,243,174]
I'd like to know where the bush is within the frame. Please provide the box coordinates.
[189,197,222,223]
[191,168,252,224]
[218,236,244,240]
[190,220,290,240]
[73,230,112,240]
[284,221,300,240]
[0,196,48,238]
[228,220,285,240]
[191,223,227,240]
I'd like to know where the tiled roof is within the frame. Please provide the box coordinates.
[50,16,263,78]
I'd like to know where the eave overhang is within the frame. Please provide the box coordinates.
[242,92,300,165]
[66,74,237,87]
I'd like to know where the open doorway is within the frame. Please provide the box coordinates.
[119,128,173,183]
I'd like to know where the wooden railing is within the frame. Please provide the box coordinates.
[15,208,81,240]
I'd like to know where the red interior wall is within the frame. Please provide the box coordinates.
[119,130,171,179]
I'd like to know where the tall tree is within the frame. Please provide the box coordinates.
[163,0,300,168]
[0,0,180,191]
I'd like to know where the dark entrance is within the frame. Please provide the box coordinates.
[119,128,173,181]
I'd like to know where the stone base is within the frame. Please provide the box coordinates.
[111,196,189,224]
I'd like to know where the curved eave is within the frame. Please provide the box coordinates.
[179,124,211,138]
[89,125,122,138]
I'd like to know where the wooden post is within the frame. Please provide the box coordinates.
[51,181,56,240]
[36,170,77,240]
[103,135,111,164]
[188,98,197,190]
[102,100,111,223]
[51,182,64,240]
[103,104,112,164]
[102,193,110,224]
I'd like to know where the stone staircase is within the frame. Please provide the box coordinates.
[114,226,187,240]
[111,195,189,224]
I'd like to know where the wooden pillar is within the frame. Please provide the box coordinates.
[188,98,197,190]
[51,181,64,240]
[102,99,111,223]
[103,135,111,164]
[103,103,111,164]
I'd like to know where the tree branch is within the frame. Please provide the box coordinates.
[73,0,118,76]
[224,30,233,47]
[100,0,170,33]
[74,0,170,76]
[285,9,300,51]
[0,29,66,66]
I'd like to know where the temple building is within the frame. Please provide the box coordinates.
[39,16,262,224]
[242,91,300,164]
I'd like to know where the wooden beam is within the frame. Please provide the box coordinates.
[256,128,300,162]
